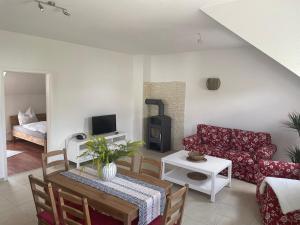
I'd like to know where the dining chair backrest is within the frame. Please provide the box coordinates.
[162,184,189,225]
[139,156,162,179]
[42,149,69,179]
[116,156,134,172]
[28,175,60,225]
[58,189,91,225]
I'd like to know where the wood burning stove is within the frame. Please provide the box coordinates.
[145,99,171,152]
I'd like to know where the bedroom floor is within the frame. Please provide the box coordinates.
[6,140,43,176]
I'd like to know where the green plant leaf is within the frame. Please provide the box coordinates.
[283,112,300,136]
[287,146,300,163]
[78,136,143,177]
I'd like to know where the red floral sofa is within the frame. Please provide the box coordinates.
[256,160,300,225]
[182,124,277,183]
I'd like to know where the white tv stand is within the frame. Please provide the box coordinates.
[67,132,127,168]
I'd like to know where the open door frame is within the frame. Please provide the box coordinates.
[0,69,53,180]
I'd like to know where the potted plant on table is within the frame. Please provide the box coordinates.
[79,136,143,181]
[283,112,300,163]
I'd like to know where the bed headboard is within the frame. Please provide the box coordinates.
[10,113,47,130]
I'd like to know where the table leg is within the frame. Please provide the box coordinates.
[227,164,232,188]
[161,161,165,180]
[124,215,132,225]
[210,173,216,202]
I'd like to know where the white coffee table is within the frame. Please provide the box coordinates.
[161,150,232,202]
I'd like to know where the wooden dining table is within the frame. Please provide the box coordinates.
[47,168,172,225]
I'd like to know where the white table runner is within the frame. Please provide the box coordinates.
[61,168,165,225]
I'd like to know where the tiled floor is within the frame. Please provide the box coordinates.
[0,150,263,225]
[0,169,41,225]
[141,149,262,225]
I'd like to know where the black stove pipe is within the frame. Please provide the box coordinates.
[145,99,164,116]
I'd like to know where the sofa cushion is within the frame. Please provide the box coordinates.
[197,124,232,150]
[224,150,254,166]
[231,129,271,154]
[258,160,300,180]
[191,145,253,166]
[190,144,222,155]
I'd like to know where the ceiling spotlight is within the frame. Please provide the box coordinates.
[35,0,71,16]
[47,1,55,7]
[62,9,71,16]
[38,2,44,12]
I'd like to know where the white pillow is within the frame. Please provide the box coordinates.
[18,107,38,125]
[25,107,36,117]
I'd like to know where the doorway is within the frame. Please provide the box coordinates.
[1,71,50,177]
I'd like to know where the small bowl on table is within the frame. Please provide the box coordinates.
[186,151,207,162]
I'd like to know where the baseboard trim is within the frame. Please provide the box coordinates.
[0,177,7,182]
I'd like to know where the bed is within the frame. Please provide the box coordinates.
[10,113,47,152]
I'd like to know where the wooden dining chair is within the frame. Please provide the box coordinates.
[28,175,60,225]
[42,149,69,179]
[58,189,92,225]
[161,184,189,225]
[139,156,162,179]
[137,184,189,225]
[58,189,122,225]
[116,156,134,172]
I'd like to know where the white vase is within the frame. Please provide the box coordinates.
[102,162,117,181]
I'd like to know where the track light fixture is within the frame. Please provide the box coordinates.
[38,2,44,12]
[35,0,71,16]
[62,9,70,16]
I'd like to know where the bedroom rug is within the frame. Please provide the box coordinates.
[6,150,23,158]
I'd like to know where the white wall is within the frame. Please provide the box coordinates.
[132,55,152,141]
[200,0,300,76]
[1,27,299,180]
[4,72,46,140]
[0,30,134,179]
[149,47,300,161]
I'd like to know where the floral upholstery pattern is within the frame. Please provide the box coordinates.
[253,145,277,162]
[182,124,276,184]
[260,186,300,225]
[256,160,300,225]
[257,160,300,181]
[197,124,232,150]
[231,129,271,154]
[224,150,253,166]
[182,134,201,150]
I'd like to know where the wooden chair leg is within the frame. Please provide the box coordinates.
[44,138,47,153]
[44,144,47,153]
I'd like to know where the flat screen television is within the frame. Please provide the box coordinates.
[92,114,116,135]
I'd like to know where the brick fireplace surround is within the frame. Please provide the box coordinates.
[143,81,186,150]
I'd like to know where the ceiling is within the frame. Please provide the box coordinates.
[201,0,300,76]
[0,0,247,54]
[4,72,45,95]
